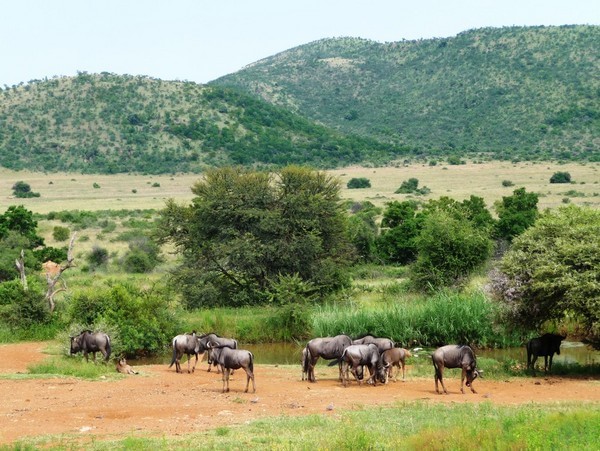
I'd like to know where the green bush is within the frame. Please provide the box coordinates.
[67,283,183,357]
[0,280,51,330]
[12,181,40,198]
[502,180,514,187]
[550,171,572,183]
[86,246,109,269]
[52,226,70,242]
[347,177,371,189]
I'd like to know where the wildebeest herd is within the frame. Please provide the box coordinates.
[69,329,567,394]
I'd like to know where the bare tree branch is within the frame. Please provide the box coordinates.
[15,249,28,291]
[45,232,77,313]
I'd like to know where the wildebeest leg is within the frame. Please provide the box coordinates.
[460,368,466,394]
[436,369,448,394]
[222,368,230,393]
[401,360,406,381]
[244,367,255,393]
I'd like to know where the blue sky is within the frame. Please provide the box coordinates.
[1,0,598,87]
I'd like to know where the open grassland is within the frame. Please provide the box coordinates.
[1,161,599,214]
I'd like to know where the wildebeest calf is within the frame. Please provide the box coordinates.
[526,333,566,373]
[432,345,481,394]
[381,347,412,382]
[207,342,255,393]
[70,330,111,362]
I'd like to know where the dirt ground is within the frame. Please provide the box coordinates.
[1,342,599,444]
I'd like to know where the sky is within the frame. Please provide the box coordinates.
[1,0,598,88]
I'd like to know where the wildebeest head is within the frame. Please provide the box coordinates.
[70,334,83,354]
[465,367,483,388]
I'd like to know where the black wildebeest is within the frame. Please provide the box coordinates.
[70,330,111,362]
[352,334,394,353]
[526,333,566,373]
[304,334,352,383]
[207,342,255,393]
[340,343,388,387]
[198,333,238,372]
[432,345,481,394]
[381,347,412,382]
[169,332,205,373]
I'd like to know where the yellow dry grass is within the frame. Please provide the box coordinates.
[0,161,598,215]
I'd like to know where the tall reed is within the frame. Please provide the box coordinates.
[312,290,522,348]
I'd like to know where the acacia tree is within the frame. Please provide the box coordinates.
[155,166,352,308]
[491,205,600,347]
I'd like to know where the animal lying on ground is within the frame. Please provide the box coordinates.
[381,347,412,382]
[526,333,566,373]
[340,344,388,387]
[432,344,482,394]
[116,357,138,374]
[207,342,255,393]
[70,330,111,362]
[169,331,205,373]
[304,334,352,383]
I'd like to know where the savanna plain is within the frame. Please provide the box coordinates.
[1,161,600,449]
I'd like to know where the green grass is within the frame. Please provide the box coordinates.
[25,356,119,380]
[9,401,600,450]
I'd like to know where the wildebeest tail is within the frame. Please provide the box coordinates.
[327,358,341,367]
[249,352,254,373]
[302,345,310,374]
[169,338,177,368]
[105,335,112,361]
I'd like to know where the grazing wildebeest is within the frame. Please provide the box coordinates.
[198,333,238,372]
[70,330,111,362]
[169,332,205,373]
[432,345,481,394]
[381,347,412,382]
[352,334,395,353]
[304,334,352,383]
[207,342,255,393]
[340,344,388,387]
[116,357,138,375]
[526,333,566,373]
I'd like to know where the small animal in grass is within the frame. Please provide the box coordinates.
[116,357,138,375]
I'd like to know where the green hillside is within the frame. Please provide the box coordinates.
[213,25,600,162]
[0,73,403,174]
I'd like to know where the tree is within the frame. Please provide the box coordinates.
[377,200,422,264]
[492,205,600,347]
[495,187,539,241]
[411,210,494,290]
[155,166,351,308]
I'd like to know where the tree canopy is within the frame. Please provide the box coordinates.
[493,205,600,347]
[155,166,352,308]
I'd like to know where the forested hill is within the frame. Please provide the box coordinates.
[0,74,402,174]
[213,25,600,162]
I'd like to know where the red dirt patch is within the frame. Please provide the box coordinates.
[1,342,599,444]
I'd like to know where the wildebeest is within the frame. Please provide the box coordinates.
[169,331,205,373]
[352,334,394,353]
[198,333,238,372]
[526,333,566,373]
[340,344,388,387]
[432,345,481,394]
[116,357,138,375]
[70,330,111,362]
[304,334,352,383]
[207,342,255,393]
[381,347,412,382]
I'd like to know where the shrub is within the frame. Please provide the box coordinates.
[395,178,431,195]
[67,283,183,357]
[12,181,40,198]
[86,246,109,269]
[347,177,371,189]
[550,171,572,183]
[502,180,514,187]
[52,226,70,242]
[93,182,101,189]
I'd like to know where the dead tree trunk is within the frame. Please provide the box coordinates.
[45,233,77,313]
[15,249,28,291]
